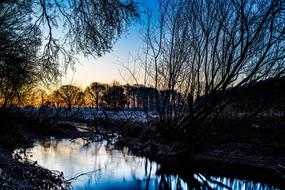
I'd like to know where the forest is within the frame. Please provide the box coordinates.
[1,0,285,189]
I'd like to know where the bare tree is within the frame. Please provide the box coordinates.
[178,0,285,132]
[0,0,138,109]
[52,84,85,110]
[0,2,41,108]
[138,0,193,127]
[139,0,285,134]
[84,82,107,109]
[101,81,126,110]
[0,0,138,88]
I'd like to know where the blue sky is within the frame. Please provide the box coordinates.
[62,0,158,88]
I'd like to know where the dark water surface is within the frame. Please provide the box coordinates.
[15,138,279,190]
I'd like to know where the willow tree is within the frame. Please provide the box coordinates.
[142,0,285,134]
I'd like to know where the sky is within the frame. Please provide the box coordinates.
[61,0,158,88]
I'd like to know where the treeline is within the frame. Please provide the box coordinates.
[224,77,285,115]
[2,77,285,117]
[0,81,188,113]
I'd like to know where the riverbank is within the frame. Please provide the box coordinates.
[1,107,285,189]
[0,147,69,189]
[0,109,89,190]
[110,117,285,189]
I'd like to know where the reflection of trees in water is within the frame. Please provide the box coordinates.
[18,139,278,190]
[190,173,277,190]
[145,158,153,190]
[157,175,183,190]
[41,139,59,150]
[79,151,277,190]
[141,164,277,190]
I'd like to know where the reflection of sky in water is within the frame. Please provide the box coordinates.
[15,138,279,190]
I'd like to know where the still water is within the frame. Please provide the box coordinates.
[15,138,279,190]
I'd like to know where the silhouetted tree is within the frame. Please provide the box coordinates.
[0,2,41,107]
[141,0,285,134]
[102,82,126,110]
[0,0,138,109]
[0,0,138,81]
[85,82,107,108]
[52,85,85,110]
[124,84,157,110]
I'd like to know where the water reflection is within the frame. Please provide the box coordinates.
[15,138,279,190]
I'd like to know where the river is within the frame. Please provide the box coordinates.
[14,137,279,190]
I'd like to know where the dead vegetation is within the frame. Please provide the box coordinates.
[0,109,77,190]
[0,147,70,190]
